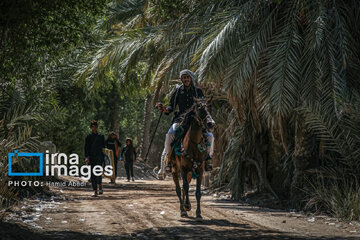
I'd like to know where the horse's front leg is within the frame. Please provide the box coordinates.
[182,168,191,212]
[196,171,203,220]
[173,171,187,217]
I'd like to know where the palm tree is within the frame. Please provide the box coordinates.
[189,0,360,203]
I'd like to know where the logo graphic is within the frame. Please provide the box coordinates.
[7,150,113,180]
[8,150,43,176]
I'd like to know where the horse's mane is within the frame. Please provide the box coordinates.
[177,98,208,124]
[178,104,195,122]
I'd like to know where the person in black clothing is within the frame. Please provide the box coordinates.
[121,138,136,182]
[166,71,205,123]
[84,120,105,197]
[105,132,121,183]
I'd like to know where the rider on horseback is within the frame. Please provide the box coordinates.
[157,69,214,178]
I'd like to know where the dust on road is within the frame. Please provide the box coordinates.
[1,177,360,240]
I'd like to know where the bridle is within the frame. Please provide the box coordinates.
[177,98,215,132]
[192,99,215,132]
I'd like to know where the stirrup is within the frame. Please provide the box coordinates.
[205,162,213,172]
[157,173,165,180]
[165,159,172,174]
[205,154,213,172]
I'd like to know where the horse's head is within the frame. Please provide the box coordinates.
[193,97,215,131]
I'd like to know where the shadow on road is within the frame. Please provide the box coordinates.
[1,221,358,240]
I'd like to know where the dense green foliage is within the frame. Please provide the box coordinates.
[0,0,110,204]
[1,0,109,153]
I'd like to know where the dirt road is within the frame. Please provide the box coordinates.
[2,175,360,240]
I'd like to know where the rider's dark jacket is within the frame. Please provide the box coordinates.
[166,84,204,123]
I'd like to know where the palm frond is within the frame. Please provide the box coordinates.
[76,28,161,94]
[97,0,147,31]
[223,1,277,100]
[258,0,303,122]
[298,102,360,164]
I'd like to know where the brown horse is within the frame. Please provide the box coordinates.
[170,97,215,220]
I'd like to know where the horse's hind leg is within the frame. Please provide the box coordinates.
[182,169,191,211]
[195,174,203,221]
[173,172,187,217]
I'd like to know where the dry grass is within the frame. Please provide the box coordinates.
[305,172,360,221]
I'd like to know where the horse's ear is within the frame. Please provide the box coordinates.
[206,96,213,104]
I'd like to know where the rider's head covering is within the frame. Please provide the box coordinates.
[179,69,196,81]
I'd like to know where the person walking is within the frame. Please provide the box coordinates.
[84,120,105,197]
[105,132,121,183]
[121,138,136,182]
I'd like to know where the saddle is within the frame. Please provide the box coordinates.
[170,112,210,158]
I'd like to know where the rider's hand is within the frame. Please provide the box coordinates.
[156,102,168,113]
[85,157,90,164]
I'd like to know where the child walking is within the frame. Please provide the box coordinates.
[121,138,137,182]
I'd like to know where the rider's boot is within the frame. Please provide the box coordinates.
[165,147,175,174]
[165,155,172,174]
[158,133,174,179]
[157,150,167,180]
[165,164,171,174]
[204,154,213,172]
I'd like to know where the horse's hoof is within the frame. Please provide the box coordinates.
[157,175,164,180]
[181,211,188,218]
[196,215,203,221]
[184,202,191,211]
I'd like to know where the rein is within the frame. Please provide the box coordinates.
[187,102,211,148]
[179,101,211,130]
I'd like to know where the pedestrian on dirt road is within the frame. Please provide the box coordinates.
[121,138,136,182]
[106,132,121,183]
[84,120,105,197]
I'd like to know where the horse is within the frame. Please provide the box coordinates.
[169,97,215,220]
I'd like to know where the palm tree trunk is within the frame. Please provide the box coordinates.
[139,77,164,161]
[291,114,312,206]
[109,106,120,134]
[139,93,153,160]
